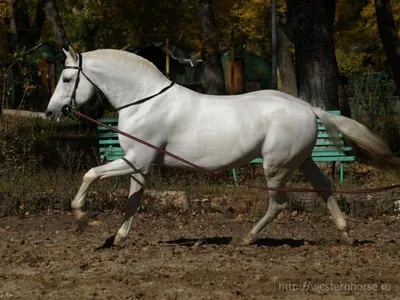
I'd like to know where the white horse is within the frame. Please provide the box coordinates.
[46,46,397,247]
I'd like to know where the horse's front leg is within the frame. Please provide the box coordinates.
[71,155,143,231]
[111,173,146,246]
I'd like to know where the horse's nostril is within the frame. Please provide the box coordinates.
[45,110,53,118]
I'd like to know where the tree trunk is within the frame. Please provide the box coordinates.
[9,0,65,50]
[197,0,226,95]
[8,0,46,51]
[286,0,338,109]
[44,0,69,48]
[7,0,33,110]
[32,0,46,42]
[276,14,297,97]
[8,0,19,51]
[8,0,34,51]
[335,56,351,117]
[375,0,400,95]
[271,0,277,90]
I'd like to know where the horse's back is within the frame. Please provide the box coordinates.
[153,87,318,171]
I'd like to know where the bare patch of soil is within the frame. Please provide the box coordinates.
[0,211,399,299]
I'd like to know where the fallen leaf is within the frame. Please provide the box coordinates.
[89,220,102,227]
[330,245,344,254]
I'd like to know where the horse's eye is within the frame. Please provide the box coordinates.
[63,77,72,83]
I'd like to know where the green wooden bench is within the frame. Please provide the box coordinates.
[97,110,355,186]
[97,118,124,188]
[231,110,356,184]
[97,118,124,163]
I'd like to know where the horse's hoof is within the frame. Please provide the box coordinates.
[242,235,257,246]
[113,233,126,246]
[340,232,354,246]
[96,235,117,251]
[74,211,89,232]
[230,235,255,246]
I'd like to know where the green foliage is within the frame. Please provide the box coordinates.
[336,49,370,75]
[214,0,271,56]
[1,0,400,87]
[57,0,198,51]
[0,2,8,19]
[1,49,34,110]
[335,0,400,73]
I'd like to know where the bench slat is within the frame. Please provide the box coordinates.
[99,148,124,153]
[250,158,263,164]
[98,133,119,138]
[313,146,352,152]
[97,118,119,123]
[99,140,120,145]
[316,141,344,146]
[97,127,118,132]
[317,133,344,139]
[100,153,125,157]
[312,152,350,157]
[313,156,355,162]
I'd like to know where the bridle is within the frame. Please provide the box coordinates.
[62,53,175,116]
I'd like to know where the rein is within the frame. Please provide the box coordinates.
[75,111,400,195]
[62,53,174,116]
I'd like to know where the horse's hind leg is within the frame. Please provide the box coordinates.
[242,167,291,245]
[300,157,353,245]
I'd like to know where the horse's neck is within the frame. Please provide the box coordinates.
[88,54,171,111]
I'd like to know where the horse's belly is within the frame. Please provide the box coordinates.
[155,134,263,171]
[157,153,260,171]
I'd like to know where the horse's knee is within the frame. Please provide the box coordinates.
[83,168,98,183]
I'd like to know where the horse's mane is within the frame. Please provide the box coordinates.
[85,49,165,79]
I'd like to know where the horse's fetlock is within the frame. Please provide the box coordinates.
[71,201,81,211]
[333,217,348,231]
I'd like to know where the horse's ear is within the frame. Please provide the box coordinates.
[62,48,69,58]
[68,46,78,63]
[62,45,77,64]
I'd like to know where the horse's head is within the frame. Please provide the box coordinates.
[45,46,96,121]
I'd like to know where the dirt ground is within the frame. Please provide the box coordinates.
[0,210,399,300]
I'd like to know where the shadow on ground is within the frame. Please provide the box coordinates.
[165,237,315,247]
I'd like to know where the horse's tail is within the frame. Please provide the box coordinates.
[311,107,400,170]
